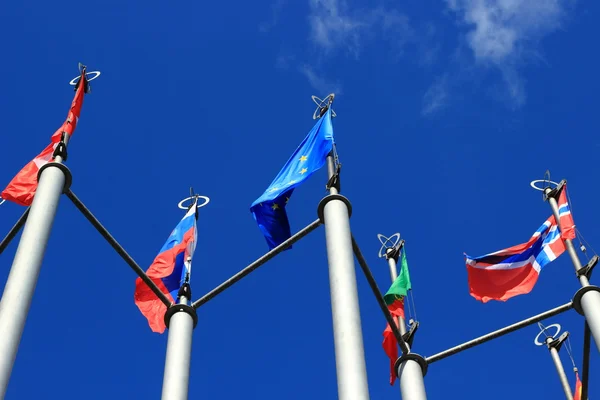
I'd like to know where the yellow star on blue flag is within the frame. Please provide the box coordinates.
[250,109,335,249]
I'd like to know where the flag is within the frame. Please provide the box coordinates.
[134,199,198,333]
[465,216,566,303]
[556,183,576,240]
[382,248,411,385]
[250,109,334,249]
[573,371,582,400]
[1,69,88,206]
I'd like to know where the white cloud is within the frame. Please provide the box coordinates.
[422,75,449,116]
[446,0,568,104]
[307,0,412,58]
[299,65,343,95]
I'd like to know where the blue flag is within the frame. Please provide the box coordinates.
[250,109,335,249]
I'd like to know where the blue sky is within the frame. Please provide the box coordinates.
[0,0,598,398]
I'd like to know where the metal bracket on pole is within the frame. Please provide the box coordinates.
[576,255,598,280]
[65,189,172,308]
[0,208,30,256]
[191,219,322,309]
[403,320,419,348]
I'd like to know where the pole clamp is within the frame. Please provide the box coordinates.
[576,255,598,280]
[317,194,352,223]
[545,331,569,351]
[37,162,72,193]
[52,132,68,161]
[164,303,198,330]
[394,353,428,378]
[325,163,341,192]
[572,285,600,315]
[403,320,419,348]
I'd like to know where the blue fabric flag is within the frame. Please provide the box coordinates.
[250,109,335,249]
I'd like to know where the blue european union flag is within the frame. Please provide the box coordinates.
[250,109,335,249]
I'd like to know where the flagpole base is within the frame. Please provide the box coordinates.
[394,353,428,378]
[317,194,352,223]
[37,162,72,193]
[572,285,600,315]
[164,304,198,329]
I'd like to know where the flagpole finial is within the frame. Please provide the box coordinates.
[377,233,403,259]
[312,93,337,120]
[534,323,562,346]
[69,63,101,92]
[530,179,559,192]
[177,195,210,210]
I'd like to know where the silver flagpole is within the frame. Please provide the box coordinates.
[315,94,370,400]
[0,66,96,399]
[161,194,203,400]
[543,182,600,349]
[534,324,573,400]
[161,294,196,400]
[0,159,68,399]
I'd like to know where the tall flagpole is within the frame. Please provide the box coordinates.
[534,324,573,400]
[161,293,196,400]
[161,194,201,400]
[315,94,370,400]
[0,65,96,398]
[543,182,600,349]
[0,158,68,398]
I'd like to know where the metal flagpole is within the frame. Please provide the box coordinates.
[162,293,196,400]
[314,94,370,400]
[0,158,68,398]
[161,194,201,400]
[377,234,408,337]
[534,323,573,400]
[0,66,97,399]
[542,180,600,349]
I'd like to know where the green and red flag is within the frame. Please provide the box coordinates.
[382,247,411,385]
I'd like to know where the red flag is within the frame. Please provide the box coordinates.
[1,70,88,206]
[382,299,405,385]
[573,372,582,400]
[557,183,576,240]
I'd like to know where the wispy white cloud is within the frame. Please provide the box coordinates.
[422,75,449,116]
[446,0,569,104]
[299,65,343,95]
[259,0,288,33]
[307,0,413,58]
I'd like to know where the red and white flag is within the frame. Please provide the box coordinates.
[1,71,88,206]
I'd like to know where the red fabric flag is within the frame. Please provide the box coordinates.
[0,71,87,206]
[557,183,576,240]
[382,298,405,385]
[573,372,582,400]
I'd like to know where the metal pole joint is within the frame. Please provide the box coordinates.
[545,331,569,351]
[164,304,198,330]
[317,194,352,223]
[577,255,598,280]
[37,162,72,193]
[395,353,428,377]
[572,285,600,315]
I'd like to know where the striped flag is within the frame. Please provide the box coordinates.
[134,199,198,333]
[465,216,566,303]
[556,183,576,240]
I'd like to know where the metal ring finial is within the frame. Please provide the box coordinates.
[312,93,337,120]
[177,196,210,210]
[69,71,101,86]
[534,323,561,346]
[377,233,401,258]
[530,179,559,192]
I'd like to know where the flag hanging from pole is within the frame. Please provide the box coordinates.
[0,69,88,206]
[382,247,411,385]
[465,216,565,303]
[573,371,582,400]
[555,182,576,240]
[250,109,334,250]
[134,199,198,333]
